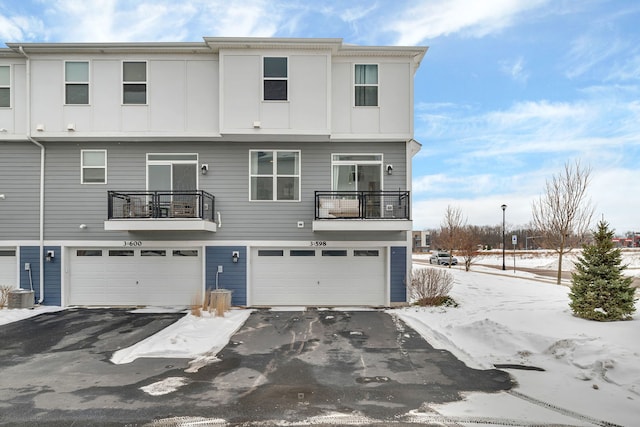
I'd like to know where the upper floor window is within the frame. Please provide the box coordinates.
[354,64,378,106]
[147,153,197,192]
[332,153,382,192]
[250,150,300,201]
[81,150,107,184]
[65,61,89,104]
[263,57,287,101]
[123,61,147,104]
[0,66,9,108]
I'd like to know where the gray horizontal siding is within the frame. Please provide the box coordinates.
[12,140,409,242]
[0,142,42,240]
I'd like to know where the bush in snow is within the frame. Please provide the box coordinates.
[569,220,637,321]
[409,268,455,306]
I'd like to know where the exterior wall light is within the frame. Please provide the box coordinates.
[232,251,239,263]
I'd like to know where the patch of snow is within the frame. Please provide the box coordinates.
[394,261,640,427]
[111,309,252,367]
[140,377,189,396]
[0,305,64,326]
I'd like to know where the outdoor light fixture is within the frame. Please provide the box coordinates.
[46,250,55,262]
[232,251,240,263]
[501,204,507,271]
[201,164,208,175]
[386,164,393,175]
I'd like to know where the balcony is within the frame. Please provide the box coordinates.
[313,191,412,232]
[104,190,216,232]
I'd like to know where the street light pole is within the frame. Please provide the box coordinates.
[501,204,507,270]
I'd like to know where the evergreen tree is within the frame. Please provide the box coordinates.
[569,220,637,321]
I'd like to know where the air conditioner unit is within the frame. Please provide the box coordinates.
[8,290,34,309]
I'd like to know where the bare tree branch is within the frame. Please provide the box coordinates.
[531,160,594,284]
[439,205,467,268]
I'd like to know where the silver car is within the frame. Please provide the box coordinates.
[429,252,458,265]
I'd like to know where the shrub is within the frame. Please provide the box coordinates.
[569,220,637,321]
[409,268,455,306]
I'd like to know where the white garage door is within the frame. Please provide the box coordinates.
[0,249,17,287]
[69,248,202,306]
[250,247,385,306]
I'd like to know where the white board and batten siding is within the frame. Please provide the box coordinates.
[68,247,202,306]
[250,246,386,306]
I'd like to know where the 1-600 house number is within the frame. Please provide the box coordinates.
[123,241,142,247]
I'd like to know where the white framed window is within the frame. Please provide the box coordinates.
[81,150,107,184]
[354,64,378,106]
[146,153,198,192]
[263,57,288,101]
[123,61,147,104]
[0,65,10,108]
[250,150,300,201]
[331,153,382,192]
[65,61,89,104]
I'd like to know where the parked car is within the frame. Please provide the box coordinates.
[429,252,458,265]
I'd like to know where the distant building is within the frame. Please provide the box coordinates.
[412,231,431,253]
[612,234,640,248]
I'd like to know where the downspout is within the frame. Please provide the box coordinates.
[19,46,46,304]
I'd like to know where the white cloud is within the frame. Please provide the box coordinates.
[412,167,640,233]
[198,0,281,38]
[417,97,640,161]
[499,56,528,83]
[387,0,550,44]
[0,14,43,41]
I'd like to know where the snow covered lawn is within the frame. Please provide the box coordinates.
[401,256,639,426]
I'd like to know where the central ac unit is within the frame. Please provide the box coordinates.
[7,290,35,309]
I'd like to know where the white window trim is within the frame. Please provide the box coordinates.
[0,64,10,108]
[353,63,379,107]
[249,149,301,202]
[122,60,148,105]
[64,60,90,105]
[262,56,289,102]
[81,149,107,184]
[331,153,383,191]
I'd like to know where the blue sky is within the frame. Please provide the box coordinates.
[2,0,639,233]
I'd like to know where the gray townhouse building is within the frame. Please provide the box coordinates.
[0,37,427,308]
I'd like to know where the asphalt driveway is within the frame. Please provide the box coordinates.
[0,308,513,425]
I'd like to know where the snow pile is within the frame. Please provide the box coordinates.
[111,309,252,370]
[394,265,640,426]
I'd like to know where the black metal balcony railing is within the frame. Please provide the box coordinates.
[315,191,410,220]
[108,190,215,221]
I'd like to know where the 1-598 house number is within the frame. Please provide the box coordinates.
[310,241,327,246]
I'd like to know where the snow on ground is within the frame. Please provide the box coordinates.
[111,308,252,373]
[1,250,638,425]
[0,305,63,326]
[407,251,640,426]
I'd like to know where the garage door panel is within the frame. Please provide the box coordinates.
[70,248,202,306]
[0,249,18,287]
[251,247,385,306]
